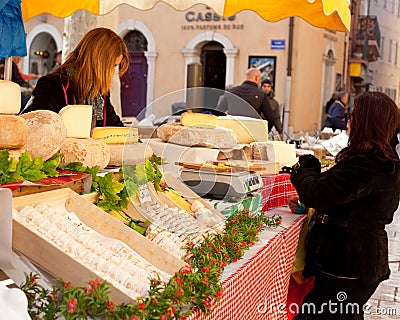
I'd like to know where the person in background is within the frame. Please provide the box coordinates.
[13,56,40,81]
[260,78,283,136]
[216,67,276,131]
[323,91,348,132]
[324,92,339,114]
[51,50,62,71]
[22,27,129,127]
[290,91,400,319]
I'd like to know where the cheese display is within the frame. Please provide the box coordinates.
[251,141,297,167]
[181,112,217,128]
[59,138,111,169]
[13,202,171,301]
[216,116,269,144]
[92,127,139,144]
[21,110,67,161]
[157,123,238,149]
[108,143,153,166]
[59,105,92,138]
[0,80,21,114]
[0,115,27,149]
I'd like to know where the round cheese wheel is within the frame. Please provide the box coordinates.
[21,110,67,160]
[59,138,111,170]
[0,80,21,114]
[0,115,27,149]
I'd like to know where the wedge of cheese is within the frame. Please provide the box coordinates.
[0,115,27,149]
[0,80,21,114]
[91,127,138,144]
[21,110,67,161]
[181,112,217,128]
[59,105,92,138]
[216,116,269,144]
[59,138,110,170]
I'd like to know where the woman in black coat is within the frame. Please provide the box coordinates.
[22,27,129,127]
[291,92,400,320]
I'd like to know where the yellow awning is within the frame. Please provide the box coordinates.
[22,0,350,32]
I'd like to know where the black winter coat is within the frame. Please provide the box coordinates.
[290,151,400,286]
[218,81,275,131]
[22,72,124,127]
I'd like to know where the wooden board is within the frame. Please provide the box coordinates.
[208,160,280,175]
[12,188,186,303]
[175,161,232,173]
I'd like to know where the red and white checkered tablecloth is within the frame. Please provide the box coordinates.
[261,174,298,212]
[188,215,305,320]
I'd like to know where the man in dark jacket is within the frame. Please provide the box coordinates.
[216,68,276,131]
[260,78,282,135]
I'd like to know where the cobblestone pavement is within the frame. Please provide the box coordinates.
[365,204,400,319]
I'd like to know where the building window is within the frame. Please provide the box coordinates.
[389,39,393,62]
[376,86,383,92]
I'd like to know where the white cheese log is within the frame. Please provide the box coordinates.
[59,138,111,169]
[21,110,67,161]
[157,123,238,149]
[0,115,27,149]
[108,143,153,166]
[0,80,21,114]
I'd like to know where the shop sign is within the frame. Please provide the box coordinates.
[270,40,286,50]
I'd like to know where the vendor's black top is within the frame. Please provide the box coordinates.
[22,72,124,127]
[290,152,400,286]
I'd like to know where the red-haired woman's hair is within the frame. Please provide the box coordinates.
[337,91,400,161]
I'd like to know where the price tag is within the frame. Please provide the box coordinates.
[138,184,152,204]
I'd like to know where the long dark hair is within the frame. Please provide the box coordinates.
[337,92,400,162]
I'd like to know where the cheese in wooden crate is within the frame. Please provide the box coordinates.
[0,115,27,149]
[216,116,269,144]
[0,80,21,114]
[92,127,139,144]
[12,188,186,303]
[59,105,92,138]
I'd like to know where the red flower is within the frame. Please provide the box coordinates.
[175,277,184,285]
[160,180,167,191]
[201,277,208,284]
[242,209,249,214]
[64,281,71,289]
[137,302,146,310]
[201,266,211,273]
[89,279,102,290]
[232,229,237,234]
[107,300,115,311]
[131,316,138,320]
[68,298,77,314]
[216,290,224,298]
[167,307,176,317]
[30,275,38,285]
[174,287,184,297]
[160,315,167,320]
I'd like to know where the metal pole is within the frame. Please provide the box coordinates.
[4,57,12,81]
[283,17,294,138]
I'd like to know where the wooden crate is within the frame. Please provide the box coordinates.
[12,189,186,303]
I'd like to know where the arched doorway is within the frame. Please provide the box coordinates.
[201,41,226,109]
[320,48,336,127]
[29,33,57,75]
[121,30,148,117]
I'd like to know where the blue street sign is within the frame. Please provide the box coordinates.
[271,40,286,50]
